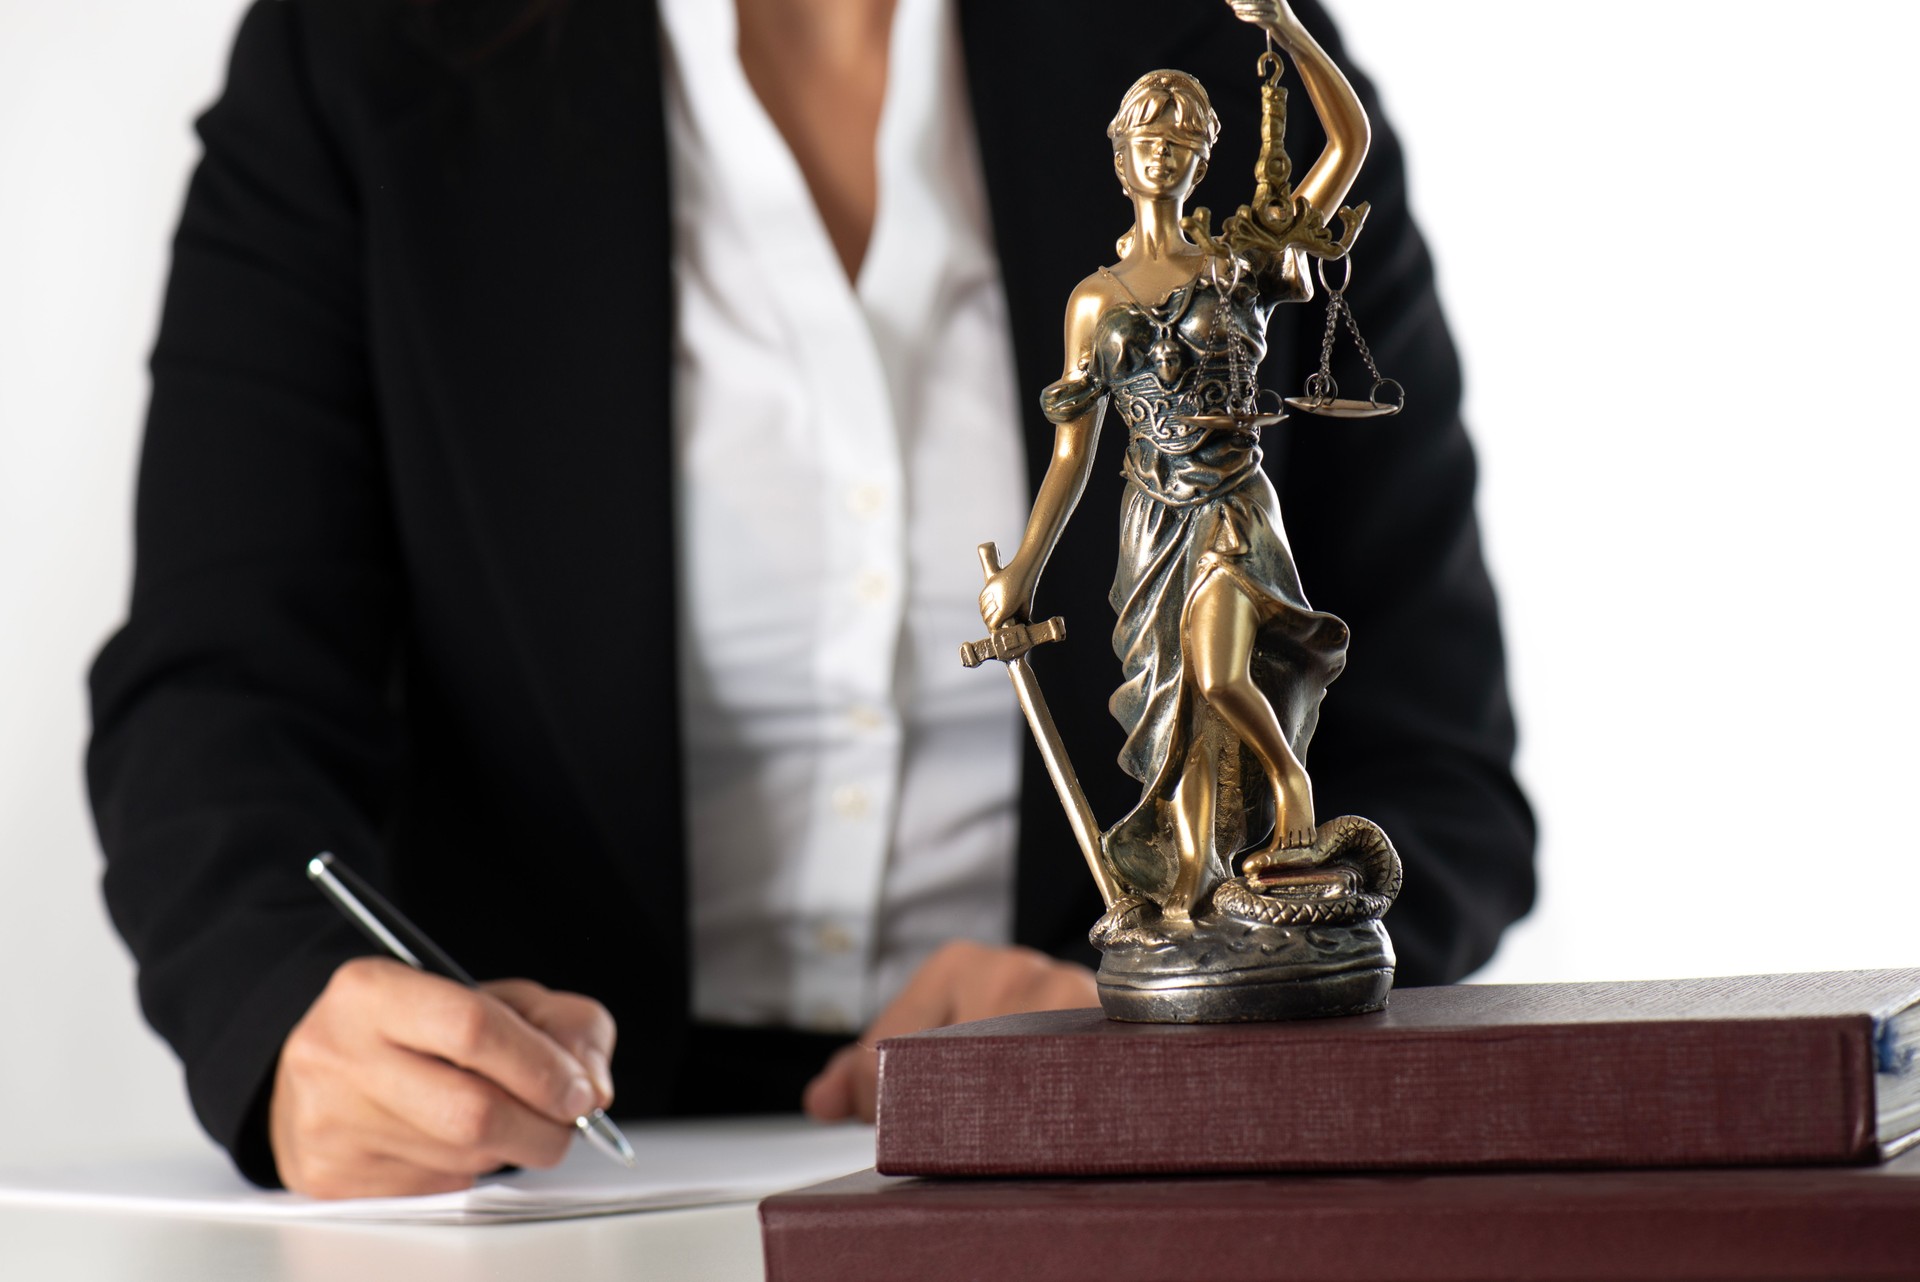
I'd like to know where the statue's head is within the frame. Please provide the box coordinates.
[1108,70,1218,202]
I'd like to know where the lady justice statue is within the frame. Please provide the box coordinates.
[968,0,1403,1022]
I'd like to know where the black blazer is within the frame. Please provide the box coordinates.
[88,0,1534,1185]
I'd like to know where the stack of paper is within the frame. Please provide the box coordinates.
[0,1117,876,1225]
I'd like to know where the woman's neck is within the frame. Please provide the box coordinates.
[739,0,897,281]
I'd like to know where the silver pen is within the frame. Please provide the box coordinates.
[306,852,636,1168]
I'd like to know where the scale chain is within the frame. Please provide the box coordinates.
[1311,277,1387,400]
[1313,283,1341,395]
[1339,288,1386,385]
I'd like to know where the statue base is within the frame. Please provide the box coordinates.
[1094,909,1394,1023]
[1090,815,1402,1023]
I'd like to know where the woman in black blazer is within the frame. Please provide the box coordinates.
[88,0,1534,1193]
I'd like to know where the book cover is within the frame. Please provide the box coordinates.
[875,969,1920,1176]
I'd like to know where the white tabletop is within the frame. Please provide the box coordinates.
[0,1118,876,1281]
[0,1199,768,1282]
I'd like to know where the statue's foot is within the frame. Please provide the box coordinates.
[1214,816,1404,931]
[1241,828,1326,879]
[1246,864,1361,898]
[1269,805,1318,852]
[1251,767,1317,859]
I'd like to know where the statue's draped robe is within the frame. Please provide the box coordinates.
[1042,249,1348,898]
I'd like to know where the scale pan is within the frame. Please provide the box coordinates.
[1282,396,1401,420]
[1171,412,1290,430]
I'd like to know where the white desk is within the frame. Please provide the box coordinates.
[0,1119,873,1281]
[0,1200,767,1282]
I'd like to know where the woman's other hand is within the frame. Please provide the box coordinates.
[801,941,1099,1123]
[268,958,617,1198]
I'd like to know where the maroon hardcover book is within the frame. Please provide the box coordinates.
[875,969,1920,1176]
[760,1156,1920,1282]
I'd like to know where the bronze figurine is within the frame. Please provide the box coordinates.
[967,0,1402,1023]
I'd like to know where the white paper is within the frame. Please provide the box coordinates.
[0,1117,875,1225]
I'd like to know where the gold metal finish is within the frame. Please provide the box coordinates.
[959,617,1067,670]
[1285,242,1404,418]
[979,0,1369,915]
[1282,388,1403,419]
[964,0,1402,1022]
[1173,413,1288,431]
[969,543,1121,909]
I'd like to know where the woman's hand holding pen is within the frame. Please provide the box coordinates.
[269,958,617,1199]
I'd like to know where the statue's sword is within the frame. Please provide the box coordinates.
[962,542,1120,908]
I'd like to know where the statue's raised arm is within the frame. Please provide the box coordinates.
[1227,0,1369,221]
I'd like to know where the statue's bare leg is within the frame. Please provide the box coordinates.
[1165,747,1215,922]
[1184,571,1319,871]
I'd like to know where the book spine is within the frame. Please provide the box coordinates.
[875,1017,1879,1176]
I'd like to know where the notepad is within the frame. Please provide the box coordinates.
[0,1116,875,1225]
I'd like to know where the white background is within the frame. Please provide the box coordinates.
[1,2,1916,1164]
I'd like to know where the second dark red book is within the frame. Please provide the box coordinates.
[874,969,1920,1177]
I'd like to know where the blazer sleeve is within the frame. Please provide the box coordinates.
[87,0,390,1186]
[1272,0,1537,985]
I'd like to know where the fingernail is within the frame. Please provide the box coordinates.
[562,1076,596,1119]
[582,1049,614,1105]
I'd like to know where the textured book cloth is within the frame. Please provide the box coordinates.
[875,969,1920,1176]
[760,1155,1920,1282]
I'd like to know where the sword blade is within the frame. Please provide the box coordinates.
[1003,655,1120,908]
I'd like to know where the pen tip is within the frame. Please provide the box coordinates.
[306,854,332,879]
[579,1111,638,1168]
